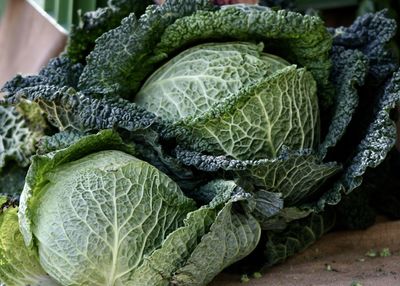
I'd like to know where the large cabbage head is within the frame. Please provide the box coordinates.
[136,42,319,160]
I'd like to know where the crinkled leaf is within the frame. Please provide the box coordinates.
[173,66,318,160]
[235,154,340,205]
[175,147,340,205]
[328,10,397,82]
[312,72,400,215]
[37,130,86,154]
[6,86,161,133]
[123,129,203,193]
[78,0,215,96]
[125,180,260,285]
[0,105,43,170]
[67,0,153,63]
[318,48,368,158]
[2,56,83,95]
[338,69,400,193]
[186,179,246,206]
[129,207,216,286]
[131,202,260,286]
[252,190,284,221]
[171,203,260,285]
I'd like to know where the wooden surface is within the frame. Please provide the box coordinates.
[211,220,400,286]
[0,0,67,87]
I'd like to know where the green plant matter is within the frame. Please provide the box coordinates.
[0,198,60,285]
[1,0,400,285]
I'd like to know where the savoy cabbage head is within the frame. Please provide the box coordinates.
[17,130,261,285]
[1,0,400,285]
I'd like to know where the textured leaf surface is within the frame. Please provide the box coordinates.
[237,154,340,205]
[37,130,86,154]
[19,130,136,246]
[328,10,397,82]
[6,86,161,133]
[34,152,195,285]
[155,4,333,109]
[78,0,214,96]
[20,131,196,285]
[338,69,400,193]
[0,105,41,171]
[0,207,60,286]
[171,203,260,285]
[2,56,83,95]
[315,11,400,203]
[175,147,340,205]
[130,189,260,286]
[174,66,318,160]
[318,48,368,158]
[136,42,289,122]
[129,207,216,286]
[67,0,153,63]
[308,66,400,211]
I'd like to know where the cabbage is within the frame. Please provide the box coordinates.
[1,0,400,285]
[16,131,260,285]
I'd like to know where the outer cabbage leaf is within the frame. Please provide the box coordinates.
[328,10,397,82]
[172,65,318,160]
[0,102,46,197]
[338,69,400,193]
[78,0,215,96]
[0,105,41,170]
[171,203,260,285]
[308,68,400,214]
[317,10,397,162]
[128,181,261,286]
[314,11,400,207]
[37,130,86,154]
[175,147,340,206]
[317,48,368,158]
[0,205,60,286]
[67,0,153,63]
[1,56,83,95]
[5,86,161,133]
